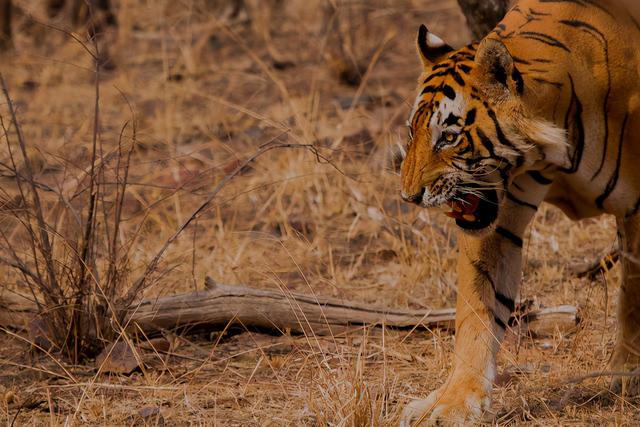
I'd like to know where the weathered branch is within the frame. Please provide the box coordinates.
[1,279,580,339]
[129,279,456,335]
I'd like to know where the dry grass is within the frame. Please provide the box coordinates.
[0,0,637,425]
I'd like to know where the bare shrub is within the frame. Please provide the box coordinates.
[0,34,135,361]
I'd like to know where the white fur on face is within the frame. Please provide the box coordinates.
[429,91,465,145]
[408,89,465,138]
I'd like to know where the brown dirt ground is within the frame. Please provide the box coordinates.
[0,0,636,425]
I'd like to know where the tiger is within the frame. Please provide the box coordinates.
[399,0,640,425]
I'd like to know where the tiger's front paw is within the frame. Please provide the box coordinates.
[400,381,490,426]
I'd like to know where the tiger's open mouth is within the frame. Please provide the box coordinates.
[445,188,499,231]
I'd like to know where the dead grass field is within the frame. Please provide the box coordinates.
[0,0,636,425]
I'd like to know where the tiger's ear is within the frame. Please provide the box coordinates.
[417,24,454,67]
[475,38,522,93]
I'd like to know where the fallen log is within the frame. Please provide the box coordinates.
[1,278,580,338]
[130,278,457,336]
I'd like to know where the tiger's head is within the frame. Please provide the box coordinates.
[401,25,568,232]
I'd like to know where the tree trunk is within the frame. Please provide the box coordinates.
[456,0,513,40]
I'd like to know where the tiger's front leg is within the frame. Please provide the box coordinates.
[402,196,538,426]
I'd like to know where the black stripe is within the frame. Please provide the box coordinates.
[475,128,495,155]
[474,128,511,169]
[443,113,460,126]
[531,58,553,64]
[527,170,553,185]
[506,192,537,210]
[423,66,468,85]
[559,19,605,38]
[527,68,550,73]
[529,9,551,16]
[495,291,516,313]
[559,74,584,174]
[442,84,457,100]
[458,63,472,73]
[512,67,525,95]
[512,56,531,65]
[430,63,451,71]
[464,108,477,126]
[452,146,473,158]
[532,77,563,89]
[557,21,611,181]
[411,105,429,129]
[558,19,607,44]
[496,226,523,248]
[462,130,475,153]
[431,62,451,75]
[519,31,570,52]
[451,47,475,61]
[452,71,466,87]
[595,113,628,209]
[474,259,516,314]
[492,311,507,330]
[423,70,450,85]
[420,85,439,95]
[472,260,494,289]
[486,108,524,167]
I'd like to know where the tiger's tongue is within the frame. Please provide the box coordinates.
[447,194,481,218]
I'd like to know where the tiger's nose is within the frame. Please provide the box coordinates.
[401,188,425,205]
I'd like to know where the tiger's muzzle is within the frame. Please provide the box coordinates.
[402,183,500,231]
